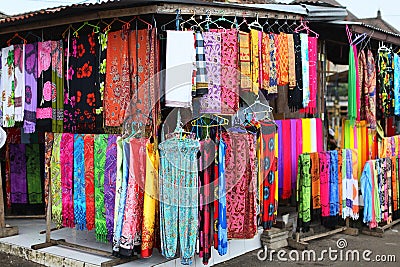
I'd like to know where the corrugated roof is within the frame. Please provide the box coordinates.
[290,0,358,21]
[240,3,308,15]
[356,10,400,35]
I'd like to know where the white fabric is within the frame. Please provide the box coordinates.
[2,46,15,127]
[165,30,196,108]
[0,127,6,148]
[14,44,25,121]
[300,33,310,108]
[310,118,317,152]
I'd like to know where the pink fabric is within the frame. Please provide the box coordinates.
[307,37,318,114]
[353,124,358,150]
[354,45,360,121]
[36,108,52,119]
[316,118,323,152]
[60,133,74,228]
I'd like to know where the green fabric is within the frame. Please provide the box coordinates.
[51,133,63,226]
[113,137,123,234]
[52,41,64,133]
[348,46,357,124]
[298,154,311,223]
[94,134,108,242]
[373,161,381,224]
[26,144,42,204]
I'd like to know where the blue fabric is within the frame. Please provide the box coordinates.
[73,134,86,230]
[218,139,227,256]
[394,53,400,115]
[361,161,373,224]
[329,150,339,216]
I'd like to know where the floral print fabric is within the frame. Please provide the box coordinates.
[61,133,74,228]
[24,43,38,133]
[51,133,62,226]
[36,41,52,131]
[14,44,25,122]
[2,46,15,127]
[51,40,64,132]
[10,144,27,203]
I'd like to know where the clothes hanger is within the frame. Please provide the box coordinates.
[6,33,27,46]
[210,13,236,29]
[243,95,274,117]
[73,21,100,37]
[198,11,225,31]
[127,16,153,30]
[278,16,289,33]
[191,114,229,128]
[227,115,247,133]
[102,17,129,33]
[24,31,42,42]
[247,14,263,31]
[161,9,182,31]
[180,12,203,31]
[62,25,77,39]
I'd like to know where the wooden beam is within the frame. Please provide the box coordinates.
[52,239,111,257]
[101,257,137,267]
[351,24,400,45]
[5,215,45,219]
[376,218,400,233]
[300,227,346,242]
[0,165,5,228]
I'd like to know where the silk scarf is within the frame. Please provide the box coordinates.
[354,46,361,121]
[329,150,339,216]
[113,137,124,253]
[307,36,318,114]
[44,132,54,212]
[60,133,74,228]
[95,32,107,131]
[394,53,400,115]
[10,144,27,203]
[23,43,38,133]
[84,134,95,230]
[218,138,227,255]
[104,134,117,241]
[288,34,296,89]
[300,34,310,108]
[281,120,292,199]
[261,32,270,91]
[359,50,367,119]
[366,50,377,129]
[348,45,357,124]
[50,133,62,226]
[64,34,77,133]
[377,49,394,118]
[2,46,15,127]
[74,134,86,230]
[26,144,42,204]
[13,44,25,121]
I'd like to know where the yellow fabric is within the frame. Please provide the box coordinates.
[302,119,312,153]
[274,132,279,216]
[395,136,399,156]
[250,29,259,95]
[357,122,362,177]
[141,141,159,257]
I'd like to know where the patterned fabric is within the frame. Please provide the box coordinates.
[359,50,367,119]
[51,40,64,132]
[348,45,357,124]
[319,152,330,217]
[104,30,130,126]
[377,49,394,118]
[44,133,54,211]
[329,150,339,216]
[141,142,159,258]
[2,46,15,127]
[13,44,25,121]
[201,31,222,113]
[220,29,239,114]
[354,46,360,121]
[94,134,108,242]
[310,152,320,209]
[60,133,74,228]
[26,144,42,204]
[366,50,377,129]
[217,138,227,255]
[307,36,318,114]
[287,34,296,89]
[104,134,118,241]
[24,43,38,133]
[223,131,257,239]
[120,138,147,253]
[250,29,259,95]
[289,33,303,111]
[0,50,2,126]
[261,32,270,91]
[268,33,278,94]
[10,144,27,203]
[239,31,251,93]
[74,134,86,230]
[297,154,311,227]
[300,34,310,108]
[276,32,288,86]
[113,137,124,252]
[394,53,400,115]
[51,133,62,226]
[195,31,208,96]
[64,34,77,133]
[84,134,95,230]
[361,161,373,225]
[96,32,107,131]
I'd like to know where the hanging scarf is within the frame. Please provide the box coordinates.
[394,53,400,115]
[261,32,270,91]
[218,138,227,255]
[2,46,15,127]
[96,32,107,131]
[377,49,394,118]
[64,34,77,133]
[120,138,147,254]
[268,33,278,95]
[60,133,74,228]
[359,50,367,119]
[104,30,130,126]
[307,36,318,114]
[214,138,220,251]
[329,150,339,216]
[51,40,64,132]
[354,46,361,121]
[260,121,277,229]
[366,50,377,129]
[201,31,222,113]
[351,149,359,219]
[94,134,108,242]
[51,133,62,226]
[276,120,283,194]
[0,50,2,126]
[276,32,289,86]
[23,43,38,133]
[104,134,117,240]
[361,161,373,225]
[302,119,312,153]
[220,29,239,114]
[223,131,257,239]
[10,144,27,203]
[290,120,298,190]
[289,33,303,111]
[141,141,159,258]
[338,151,343,216]
[239,31,251,93]
[282,120,292,199]
[319,151,330,217]
[84,134,95,230]
[287,34,296,89]
[392,157,398,212]
[348,45,357,124]
[74,134,86,230]
[44,132,54,212]
[195,31,209,96]
[371,160,381,227]
[310,152,320,209]
[26,144,42,204]
[297,154,311,227]
[387,158,393,223]
[300,34,310,108]
[14,44,25,121]
[250,29,259,95]
[36,41,53,131]
[113,137,124,252]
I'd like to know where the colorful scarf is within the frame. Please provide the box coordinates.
[220,29,239,114]
[195,31,208,96]
[288,34,296,89]
[51,40,64,132]
[386,158,393,222]
[10,144,27,203]
[104,134,117,240]
[239,31,251,93]
[290,119,298,189]
[218,138,227,255]
[95,32,107,131]
[377,48,394,118]
[94,134,108,242]
[26,144,42,204]
[354,45,360,121]
[366,50,377,129]
[113,137,124,252]
[276,32,289,86]
[141,141,159,258]
[394,53,400,115]
[250,29,259,95]
[104,30,130,126]
[329,150,339,216]
[307,36,318,114]
[338,151,343,216]
[361,161,373,225]
[359,50,367,119]
[372,159,382,227]
[310,152,320,209]
[300,34,310,108]
[289,33,303,111]
[64,34,77,133]
[201,31,222,113]
[51,133,62,226]
[282,120,292,199]
[23,43,38,133]
[276,120,283,193]
[13,44,25,121]
[60,133,74,228]
[44,132,54,211]
[268,33,278,95]
[297,154,311,226]
[261,32,270,91]
[84,134,95,230]
[2,46,15,127]
[348,45,357,124]
[316,118,323,152]
[0,50,2,126]
[74,134,86,230]
[120,138,147,253]
[319,152,330,217]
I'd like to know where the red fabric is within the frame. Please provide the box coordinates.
[282,120,292,199]
[84,134,95,231]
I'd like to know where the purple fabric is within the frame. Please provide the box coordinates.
[290,119,297,190]
[104,134,117,241]
[10,144,27,203]
[23,43,38,133]
[276,120,283,195]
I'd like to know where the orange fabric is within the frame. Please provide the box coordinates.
[392,157,398,211]
[287,34,296,89]
[310,152,320,209]
[276,32,289,86]
[261,32,270,90]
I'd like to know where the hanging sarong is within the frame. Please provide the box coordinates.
[94,134,108,242]
[300,34,310,108]
[60,133,74,228]
[268,33,278,95]
[359,50,367,119]
[261,32,270,90]
[26,144,42,204]
[64,35,77,133]
[288,34,296,89]
[276,32,288,86]
[74,134,86,230]
[361,161,373,225]
[297,153,311,229]
[290,120,298,190]
[282,120,292,199]
[51,133,62,226]
[2,46,15,127]
[348,46,357,124]
[310,152,320,209]
[195,31,209,96]
[239,31,251,93]
[354,46,360,121]
[338,151,343,216]
[250,29,259,95]
[51,40,64,132]
[377,49,394,118]
[44,133,54,211]
[217,138,227,255]
[366,50,377,129]
[307,36,318,114]
[289,33,303,111]
[95,32,107,131]
[84,134,95,230]
[10,144,27,203]
[319,152,330,217]
[24,43,38,133]
[329,150,339,216]
[113,137,124,252]
[14,44,25,121]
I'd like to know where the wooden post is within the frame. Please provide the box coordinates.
[45,157,52,243]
